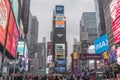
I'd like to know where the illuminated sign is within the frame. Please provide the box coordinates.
[116,47,120,65]
[79,54,102,60]
[110,0,120,44]
[55,43,65,60]
[55,5,64,16]
[0,0,10,47]
[94,34,108,54]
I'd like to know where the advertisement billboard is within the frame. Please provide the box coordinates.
[94,34,108,54]
[0,0,10,47]
[55,60,66,65]
[54,28,66,43]
[47,42,53,56]
[55,43,65,60]
[55,20,65,28]
[10,0,20,30]
[11,23,19,58]
[102,51,108,59]
[116,47,120,65]
[109,45,117,63]
[73,51,78,59]
[110,0,120,44]
[54,67,66,72]
[55,5,64,16]
[73,59,77,67]
[17,41,25,55]
[79,53,102,60]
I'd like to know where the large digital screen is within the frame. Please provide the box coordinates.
[0,0,10,47]
[55,20,65,28]
[17,41,25,55]
[94,34,108,54]
[55,43,65,60]
[47,42,53,56]
[110,0,120,44]
[116,47,120,65]
[10,23,19,58]
[10,0,20,30]
[54,67,66,72]
[55,5,64,16]
[55,60,66,65]
[108,45,117,63]
[6,11,14,53]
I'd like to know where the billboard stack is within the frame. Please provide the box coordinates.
[53,5,67,73]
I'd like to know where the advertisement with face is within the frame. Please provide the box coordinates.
[109,45,117,63]
[0,0,10,47]
[55,43,65,60]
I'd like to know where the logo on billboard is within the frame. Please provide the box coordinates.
[57,34,63,37]
[94,34,108,54]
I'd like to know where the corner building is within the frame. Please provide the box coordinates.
[52,5,67,73]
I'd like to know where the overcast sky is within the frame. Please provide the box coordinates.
[30,0,95,59]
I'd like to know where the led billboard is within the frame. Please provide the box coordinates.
[17,41,25,55]
[116,47,120,65]
[54,67,66,72]
[54,28,66,43]
[55,60,66,65]
[55,5,64,16]
[55,20,65,28]
[10,0,20,30]
[0,0,10,47]
[47,42,53,56]
[11,23,19,58]
[55,43,65,60]
[94,34,108,54]
[109,45,117,63]
[73,51,78,59]
[6,11,14,53]
[110,0,120,44]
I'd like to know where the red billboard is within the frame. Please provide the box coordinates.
[11,23,19,58]
[110,0,120,44]
[6,11,14,53]
[0,0,10,46]
[47,42,53,56]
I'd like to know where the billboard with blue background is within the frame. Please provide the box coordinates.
[94,34,108,54]
[55,5,64,16]
[54,67,66,72]
[55,60,66,65]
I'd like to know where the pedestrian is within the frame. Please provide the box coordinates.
[54,76,59,80]
[82,72,90,80]
[70,75,74,80]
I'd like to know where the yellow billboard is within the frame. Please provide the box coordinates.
[102,52,108,59]
[73,52,78,59]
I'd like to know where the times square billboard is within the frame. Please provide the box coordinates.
[54,43,66,60]
[0,0,19,58]
[110,0,120,44]
[53,28,66,43]
[55,5,64,16]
